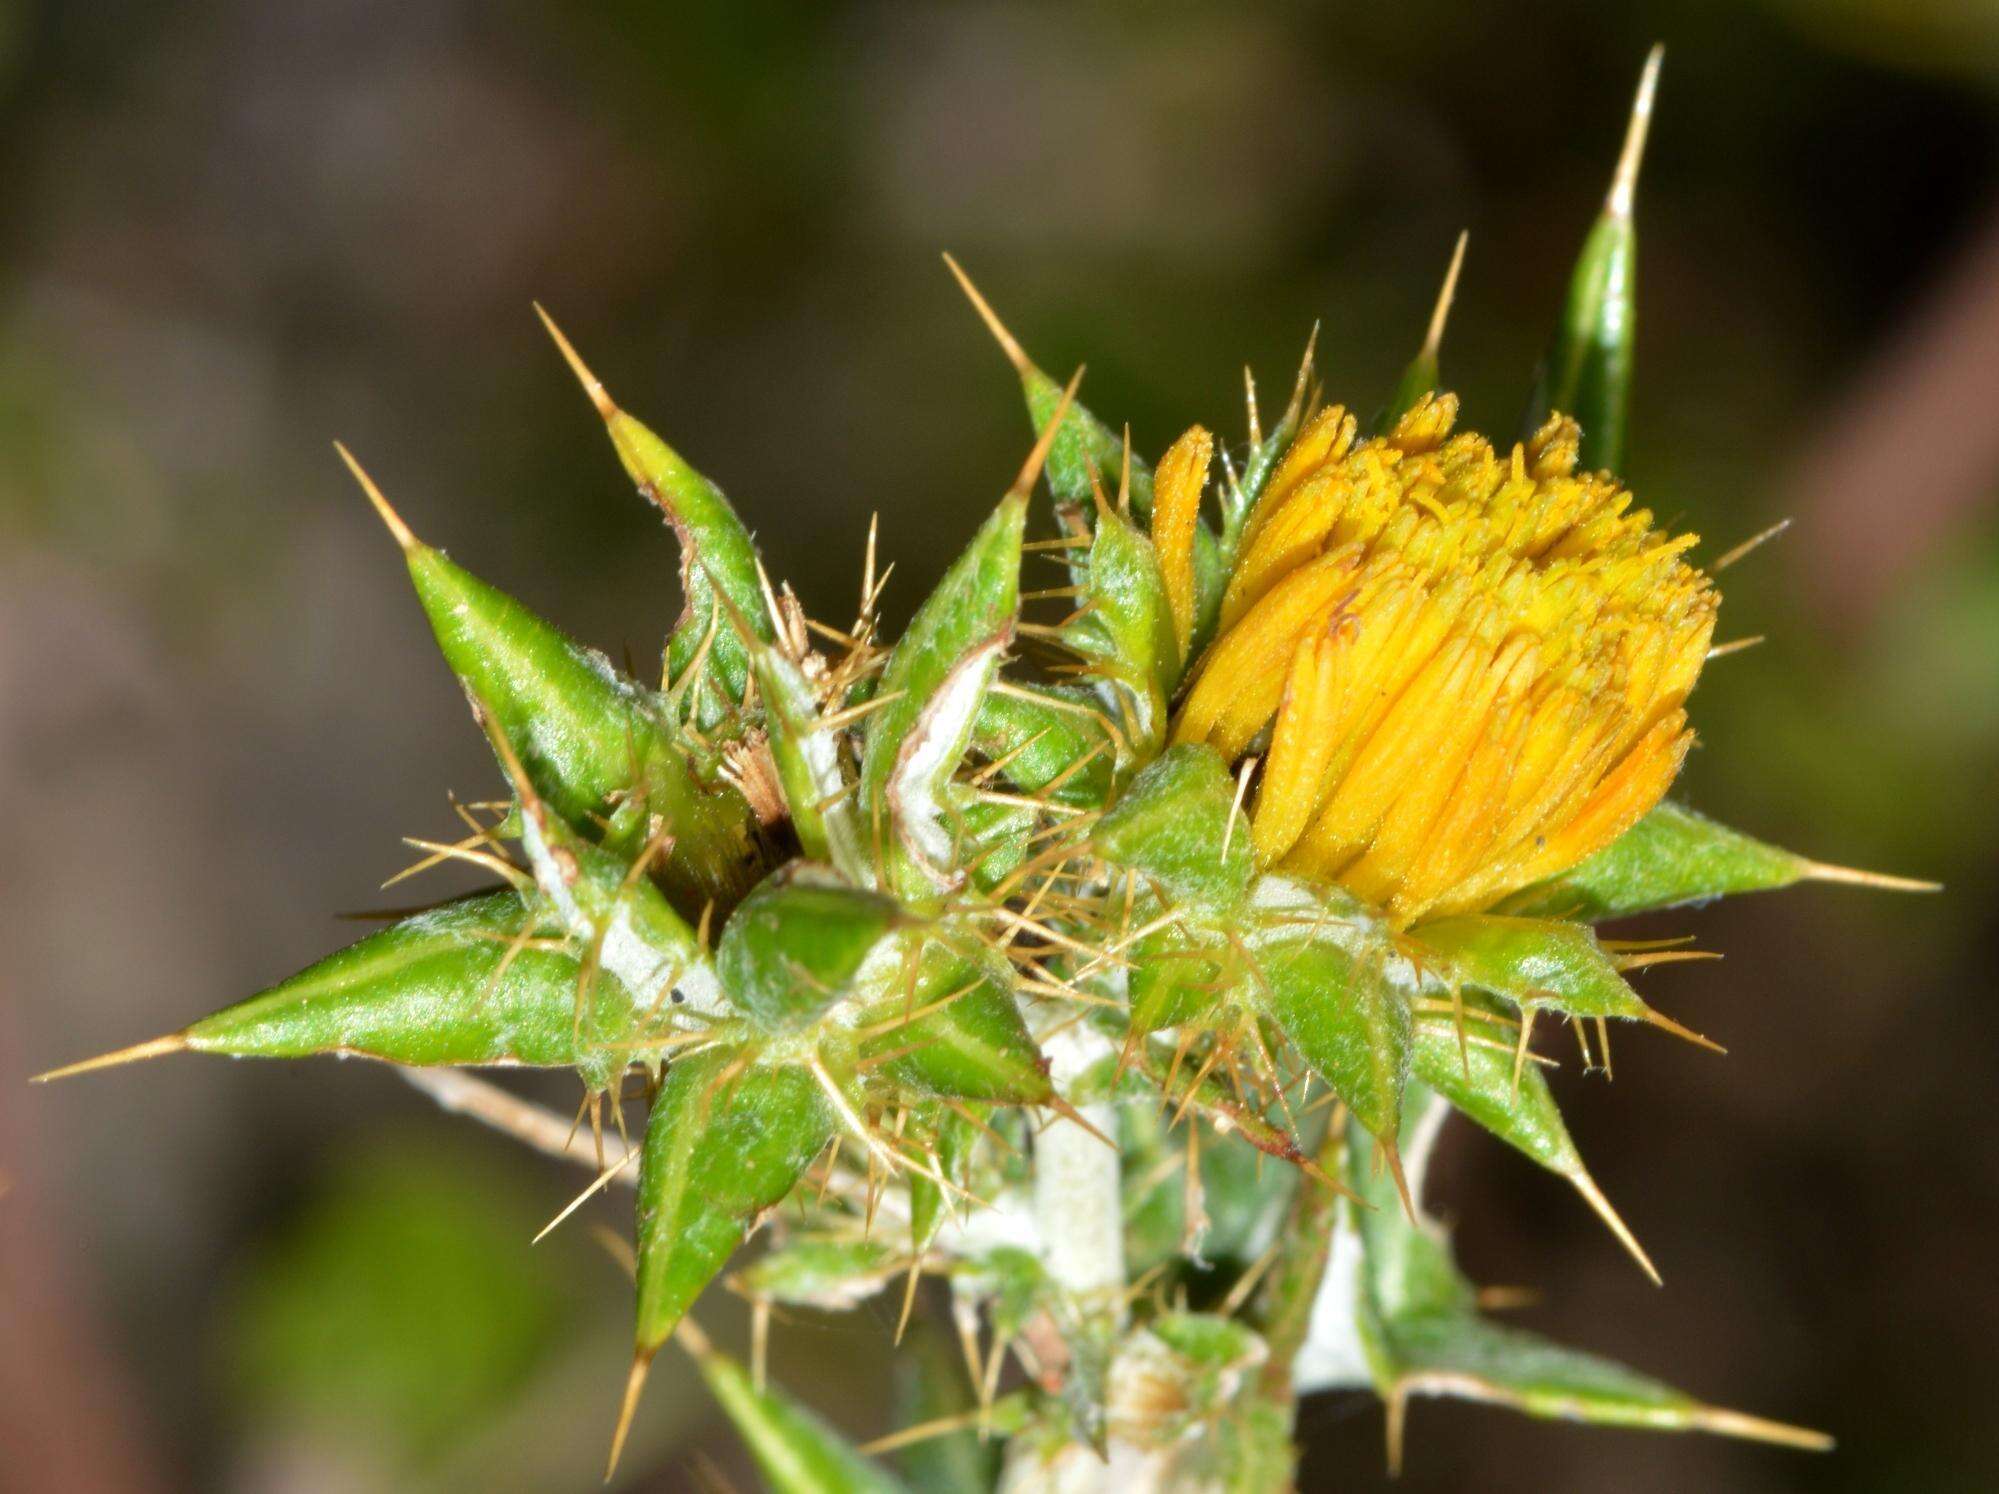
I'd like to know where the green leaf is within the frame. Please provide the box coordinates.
[1387,1310,1830,1447]
[685,1329,913,1494]
[752,638,868,880]
[941,258,1229,654]
[1412,914,1681,1028]
[1094,744,1253,909]
[1409,995,1659,1283]
[1344,1091,1829,1460]
[860,495,1025,901]
[1258,928,1410,1157]
[971,685,1115,810]
[537,308,769,726]
[182,892,643,1092]
[947,794,1036,896]
[1377,233,1466,433]
[716,866,904,1032]
[1219,332,1316,563]
[908,1102,982,1255]
[406,546,752,906]
[1066,497,1179,758]
[1502,800,1816,921]
[634,1051,833,1356]
[1127,915,1228,1036]
[1522,49,1657,475]
[1139,1033,1313,1173]
[734,1235,899,1310]
[859,941,1052,1105]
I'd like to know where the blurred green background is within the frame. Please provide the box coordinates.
[4,1,1996,1489]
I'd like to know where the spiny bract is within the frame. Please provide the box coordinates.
[41,49,1933,1492]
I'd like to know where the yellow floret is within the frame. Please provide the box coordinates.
[1158,395,1717,926]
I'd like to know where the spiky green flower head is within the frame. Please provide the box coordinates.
[40,45,1937,1489]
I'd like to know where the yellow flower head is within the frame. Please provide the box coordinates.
[1162,394,1717,927]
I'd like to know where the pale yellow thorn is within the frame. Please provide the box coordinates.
[858,1408,990,1457]
[1802,861,1941,894]
[1645,1007,1728,1055]
[333,442,418,551]
[604,1351,654,1483]
[1222,756,1257,863]
[1686,1406,1834,1451]
[1706,635,1765,661]
[1712,516,1792,571]
[1384,1386,1409,1477]
[1422,230,1471,361]
[940,252,1031,373]
[32,1033,187,1083]
[1607,45,1665,219]
[532,1145,638,1245]
[1380,1138,1416,1223]
[894,1255,923,1345]
[1570,1166,1663,1286]
[1282,321,1321,427]
[533,301,619,421]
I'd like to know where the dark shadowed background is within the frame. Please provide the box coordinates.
[4,2,1997,1490]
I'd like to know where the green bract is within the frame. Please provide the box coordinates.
[41,51,1935,1492]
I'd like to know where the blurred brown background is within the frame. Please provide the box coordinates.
[4,1,1997,1490]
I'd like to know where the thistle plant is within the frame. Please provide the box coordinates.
[41,49,1934,1491]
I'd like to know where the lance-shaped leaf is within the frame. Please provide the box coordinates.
[1127,916,1228,1036]
[1412,912,1716,1051]
[943,255,1153,514]
[971,684,1116,810]
[535,308,769,724]
[1500,799,1934,921]
[1257,928,1411,1192]
[36,891,647,1093]
[751,634,868,879]
[943,257,1229,652]
[1338,1097,1825,1465]
[1138,1034,1322,1178]
[1377,232,1467,432]
[948,794,1035,896]
[1381,1314,1831,1455]
[717,865,904,1032]
[1066,494,1179,756]
[859,937,1050,1104]
[336,448,752,909]
[735,1235,900,1311]
[1410,992,1658,1282]
[479,700,725,1030]
[1218,328,1317,563]
[1094,744,1253,909]
[860,493,1024,900]
[614,1050,835,1472]
[1522,49,1659,475]
[675,1320,913,1494]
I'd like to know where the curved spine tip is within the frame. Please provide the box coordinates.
[533,302,619,422]
[33,1032,188,1083]
[1422,230,1471,360]
[333,442,419,551]
[1607,45,1665,219]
